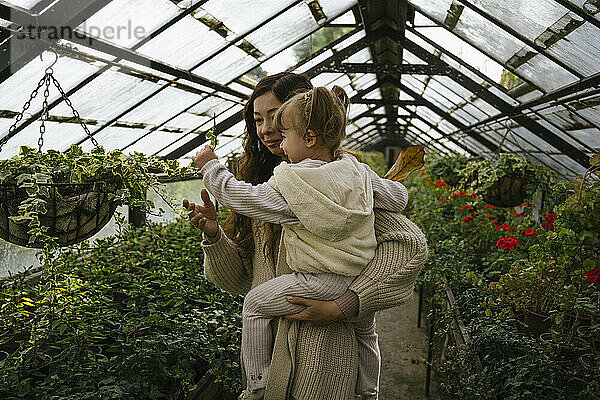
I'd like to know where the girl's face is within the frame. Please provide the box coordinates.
[253,91,284,157]
[279,108,313,164]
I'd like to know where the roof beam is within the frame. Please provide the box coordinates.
[402,34,590,168]
[0,0,112,84]
[314,62,450,75]
[551,0,600,31]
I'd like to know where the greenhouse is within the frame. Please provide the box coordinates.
[0,0,598,398]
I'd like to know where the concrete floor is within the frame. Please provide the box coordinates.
[377,291,441,400]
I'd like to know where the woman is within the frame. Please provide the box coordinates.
[183,72,428,400]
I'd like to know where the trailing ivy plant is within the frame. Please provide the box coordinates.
[458,153,555,200]
[0,144,197,251]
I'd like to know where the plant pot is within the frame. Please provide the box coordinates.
[576,325,600,352]
[523,310,552,337]
[539,332,590,361]
[578,353,598,372]
[0,181,118,248]
[482,175,527,208]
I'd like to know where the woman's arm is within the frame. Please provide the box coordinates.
[200,225,254,295]
[349,209,428,319]
[286,209,428,322]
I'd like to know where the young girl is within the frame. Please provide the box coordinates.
[192,86,408,400]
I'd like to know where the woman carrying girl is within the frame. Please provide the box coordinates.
[183,72,428,400]
[192,85,406,400]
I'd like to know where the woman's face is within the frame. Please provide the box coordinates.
[253,91,284,157]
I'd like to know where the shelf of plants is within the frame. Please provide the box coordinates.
[0,218,242,399]
[408,153,599,399]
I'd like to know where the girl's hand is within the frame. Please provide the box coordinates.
[182,189,218,236]
[284,296,345,326]
[192,145,218,169]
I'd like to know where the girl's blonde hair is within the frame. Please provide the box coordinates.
[273,85,350,159]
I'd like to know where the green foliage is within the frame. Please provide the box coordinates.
[0,219,242,399]
[347,149,387,177]
[0,145,197,250]
[425,153,472,186]
[404,157,600,398]
[293,26,354,61]
[459,153,556,200]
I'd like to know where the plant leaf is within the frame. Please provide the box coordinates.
[384,145,425,181]
[590,153,599,167]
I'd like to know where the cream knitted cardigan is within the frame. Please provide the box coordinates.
[201,210,428,400]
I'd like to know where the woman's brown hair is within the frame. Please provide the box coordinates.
[223,72,313,253]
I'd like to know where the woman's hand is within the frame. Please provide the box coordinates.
[284,296,345,326]
[182,189,218,236]
[192,145,218,169]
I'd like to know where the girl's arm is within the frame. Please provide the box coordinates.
[362,163,408,213]
[200,159,298,225]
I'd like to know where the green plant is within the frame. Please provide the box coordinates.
[425,154,472,186]
[0,145,195,250]
[0,218,242,399]
[459,153,555,202]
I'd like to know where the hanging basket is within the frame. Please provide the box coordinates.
[0,181,118,248]
[482,175,528,208]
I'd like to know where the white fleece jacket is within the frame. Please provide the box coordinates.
[267,154,375,276]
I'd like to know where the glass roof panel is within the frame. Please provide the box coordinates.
[573,103,600,127]
[245,3,318,56]
[115,86,201,127]
[51,68,163,126]
[568,128,600,150]
[1,121,94,158]
[469,0,569,42]
[191,46,259,84]
[77,0,183,48]
[535,118,592,152]
[137,15,227,70]
[201,0,297,36]
[187,96,239,118]
[0,47,106,132]
[125,129,190,154]
[510,126,560,151]
[569,0,600,23]
[462,102,492,121]
[546,22,600,76]
[409,0,453,22]
[553,154,587,176]
[531,153,577,178]
[79,126,149,153]
[411,26,504,84]
[453,7,528,63]
[471,98,500,116]
[514,53,579,91]
[452,108,479,125]
[4,0,43,10]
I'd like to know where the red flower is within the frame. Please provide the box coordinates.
[500,223,514,232]
[434,180,447,189]
[496,236,519,251]
[584,269,600,284]
[470,193,477,198]
[451,192,463,199]
[523,228,538,238]
[542,213,557,230]
[461,204,474,211]
[485,213,495,220]
[440,197,445,202]
[511,210,525,217]
[420,172,425,176]
[426,178,431,182]
[484,204,497,210]
[463,214,475,223]
[492,221,500,230]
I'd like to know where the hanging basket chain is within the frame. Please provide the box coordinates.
[38,72,52,158]
[0,65,99,155]
[49,73,99,149]
[0,74,48,153]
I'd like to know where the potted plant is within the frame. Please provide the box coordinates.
[425,154,472,187]
[458,153,555,207]
[0,144,192,249]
